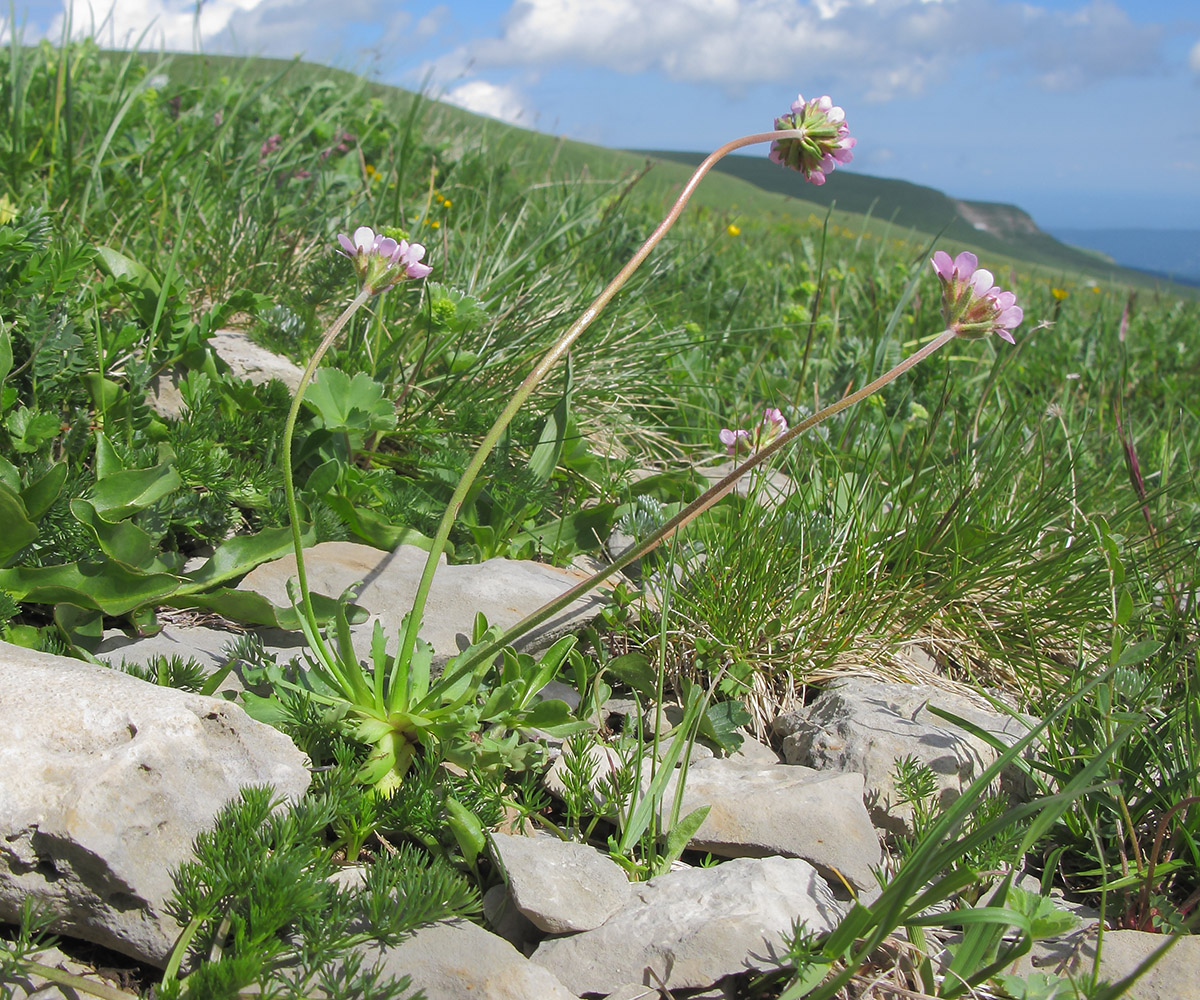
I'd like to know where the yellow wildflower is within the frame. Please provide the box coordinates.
[727,224,741,237]
[1050,287,1069,301]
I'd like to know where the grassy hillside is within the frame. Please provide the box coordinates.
[637,149,1177,287]
[162,53,1184,294]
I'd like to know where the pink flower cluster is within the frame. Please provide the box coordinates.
[336,226,432,293]
[769,94,856,186]
[930,251,1023,344]
[719,407,788,455]
[320,129,356,162]
[259,133,282,161]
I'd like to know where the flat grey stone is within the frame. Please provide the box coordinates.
[656,758,881,889]
[95,624,248,697]
[489,832,631,933]
[357,918,578,1000]
[483,883,538,949]
[1012,927,1200,1000]
[774,678,1034,835]
[209,329,303,392]
[699,460,793,507]
[531,856,842,996]
[545,747,878,889]
[239,541,611,667]
[0,641,311,966]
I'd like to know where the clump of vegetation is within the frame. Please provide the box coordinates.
[2,26,1198,1000]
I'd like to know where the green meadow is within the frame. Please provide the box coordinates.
[2,34,1198,998]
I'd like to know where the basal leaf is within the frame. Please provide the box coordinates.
[89,463,182,521]
[71,499,168,572]
[527,356,573,482]
[0,483,37,565]
[180,525,298,590]
[0,561,179,615]
[19,462,67,521]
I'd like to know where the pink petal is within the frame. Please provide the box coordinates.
[953,252,978,279]
[970,269,995,295]
[998,305,1023,328]
[352,226,375,252]
[336,233,357,257]
[931,251,954,279]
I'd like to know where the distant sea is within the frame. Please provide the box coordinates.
[1050,228,1200,287]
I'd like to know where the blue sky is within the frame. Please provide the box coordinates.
[5,1,1200,230]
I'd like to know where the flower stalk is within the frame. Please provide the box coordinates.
[449,327,960,675]
[395,124,820,672]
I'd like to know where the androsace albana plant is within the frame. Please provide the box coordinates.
[274,92,1023,797]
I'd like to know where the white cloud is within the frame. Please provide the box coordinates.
[464,0,1165,101]
[443,79,532,125]
[48,0,416,63]
[1190,39,1200,76]
[52,0,266,50]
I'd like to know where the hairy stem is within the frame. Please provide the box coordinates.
[282,286,374,626]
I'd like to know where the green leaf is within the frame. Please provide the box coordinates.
[164,587,368,628]
[179,525,298,590]
[1115,587,1133,627]
[53,603,105,655]
[95,245,160,291]
[305,368,396,433]
[89,463,182,521]
[325,496,440,553]
[657,805,711,875]
[5,406,60,453]
[696,699,752,755]
[0,561,180,615]
[0,484,37,565]
[71,499,168,572]
[527,356,573,482]
[510,503,618,556]
[94,431,123,480]
[605,652,658,700]
[1113,640,1162,668]
[521,698,592,737]
[19,462,67,521]
[991,972,1070,1000]
[81,373,126,412]
[305,458,343,496]
[0,455,19,492]
[445,797,486,867]
[0,319,12,385]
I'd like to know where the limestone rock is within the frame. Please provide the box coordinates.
[1012,928,1200,1000]
[209,329,303,392]
[239,541,611,667]
[483,883,538,949]
[356,918,578,1000]
[489,832,631,934]
[699,460,793,507]
[774,678,1034,835]
[0,641,311,966]
[656,758,881,889]
[531,856,842,996]
[545,746,878,889]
